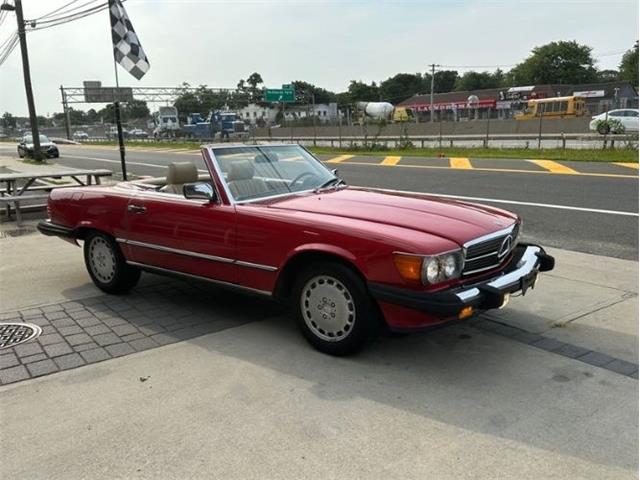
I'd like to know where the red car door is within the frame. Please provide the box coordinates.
[121,190,237,285]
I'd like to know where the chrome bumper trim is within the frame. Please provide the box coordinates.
[455,245,542,303]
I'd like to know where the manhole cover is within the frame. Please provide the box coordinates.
[0,323,42,349]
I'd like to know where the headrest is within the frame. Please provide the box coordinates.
[166,162,198,184]
[227,160,255,182]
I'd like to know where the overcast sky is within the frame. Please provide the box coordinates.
[0,0,637,116]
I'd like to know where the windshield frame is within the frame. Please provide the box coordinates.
[207,144,342,205]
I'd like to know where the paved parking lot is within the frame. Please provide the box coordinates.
[1,276,637,386]
[0,146,637,478]
[0,279,277,384]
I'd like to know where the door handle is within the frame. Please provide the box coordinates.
[127,204,147,213]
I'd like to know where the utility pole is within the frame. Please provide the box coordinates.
[60,86,71,140]
[3,1,43,160]
[429,63,440,123]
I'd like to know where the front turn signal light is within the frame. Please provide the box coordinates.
[393,254,423,282]
[458,306,474,320]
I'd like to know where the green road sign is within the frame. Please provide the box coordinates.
[282,84,293,90]
[264,88,295,103]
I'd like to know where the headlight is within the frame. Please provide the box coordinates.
[423,257,440,283]
[394,250,464,285]
[441,254,459,278]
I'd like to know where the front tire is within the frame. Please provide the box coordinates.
[293,262,380,356]
[83,232,140,294]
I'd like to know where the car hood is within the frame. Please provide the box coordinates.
[265,187,518,246]
[25,142,55,148]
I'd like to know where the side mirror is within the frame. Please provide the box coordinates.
[183,182,217,202]
[331,168,339,176]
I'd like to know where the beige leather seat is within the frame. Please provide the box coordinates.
[160,162,198,194]
[226,160,270,200]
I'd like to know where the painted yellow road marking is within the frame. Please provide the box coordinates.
[326,154,355,164]
[528,159,579,174]
[614,162,639,169]
[380,156,401,166]
[330,160,637,179]
[450,157,472,169]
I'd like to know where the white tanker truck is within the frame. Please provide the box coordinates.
[356,101,413,123]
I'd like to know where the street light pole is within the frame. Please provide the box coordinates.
[4,0,43,160]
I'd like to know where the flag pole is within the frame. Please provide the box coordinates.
[112,55,127,180]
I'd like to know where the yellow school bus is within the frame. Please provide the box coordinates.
[515,96,586,120]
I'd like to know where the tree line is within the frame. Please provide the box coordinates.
[1,40,637,128]
[173,40,639,117]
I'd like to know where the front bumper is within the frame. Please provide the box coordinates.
[369,244,554,325]
[21,146,58,157]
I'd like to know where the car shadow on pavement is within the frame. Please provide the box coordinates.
[5,273,636,474]
[184,302,637,473]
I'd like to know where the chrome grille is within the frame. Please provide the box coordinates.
[463,223,519,276]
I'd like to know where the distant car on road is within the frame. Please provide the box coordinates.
[17,134,59,158]
[106,126,130,140]
[129,128,149,139]
[73,131,89,141]
[589,109,639,134]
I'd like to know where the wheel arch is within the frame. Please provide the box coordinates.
[274,245,368,301]
[72,221,116,241]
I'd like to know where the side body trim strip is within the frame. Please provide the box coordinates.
[117,238,278,272]
[126,261,273,297]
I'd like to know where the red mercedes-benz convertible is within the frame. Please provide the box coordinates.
[39,144,554,355]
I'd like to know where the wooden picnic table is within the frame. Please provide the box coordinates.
[0,168,112,224]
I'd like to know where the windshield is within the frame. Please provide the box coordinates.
[212,145,338,202]
[24,135,50,143]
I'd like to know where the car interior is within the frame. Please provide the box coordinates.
[131,161,213,195]
[130,147,332,202]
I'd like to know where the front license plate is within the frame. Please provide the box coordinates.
[520,269,539,295]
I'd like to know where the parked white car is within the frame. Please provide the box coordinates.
[589,109,639,134]
[72,131,89,140]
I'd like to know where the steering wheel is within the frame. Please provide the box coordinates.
[290,171,319,187]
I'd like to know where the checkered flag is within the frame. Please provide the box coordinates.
[109,0,150,80]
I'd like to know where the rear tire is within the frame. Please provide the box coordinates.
[83,231,140,294]
[292,262,380,356]
[597,123,610,135]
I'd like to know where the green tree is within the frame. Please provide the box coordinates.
[85,108,99,124]
[246,72,264,103]
[64,107,86,125]
[174,83,230,120]
[455,69,505,91]
[508,41,598,85]
[124,99,150,120]
[432,70,459,93]
[346,80,380,102]
[619,41,639,85]
[1,112,16,129]
[379,73,423,103]
[291,80,336,105]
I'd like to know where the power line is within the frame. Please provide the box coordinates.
[440,64,515,69]
[28,2,111,31]
[0,31,18,67]
[30,0,84,21]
